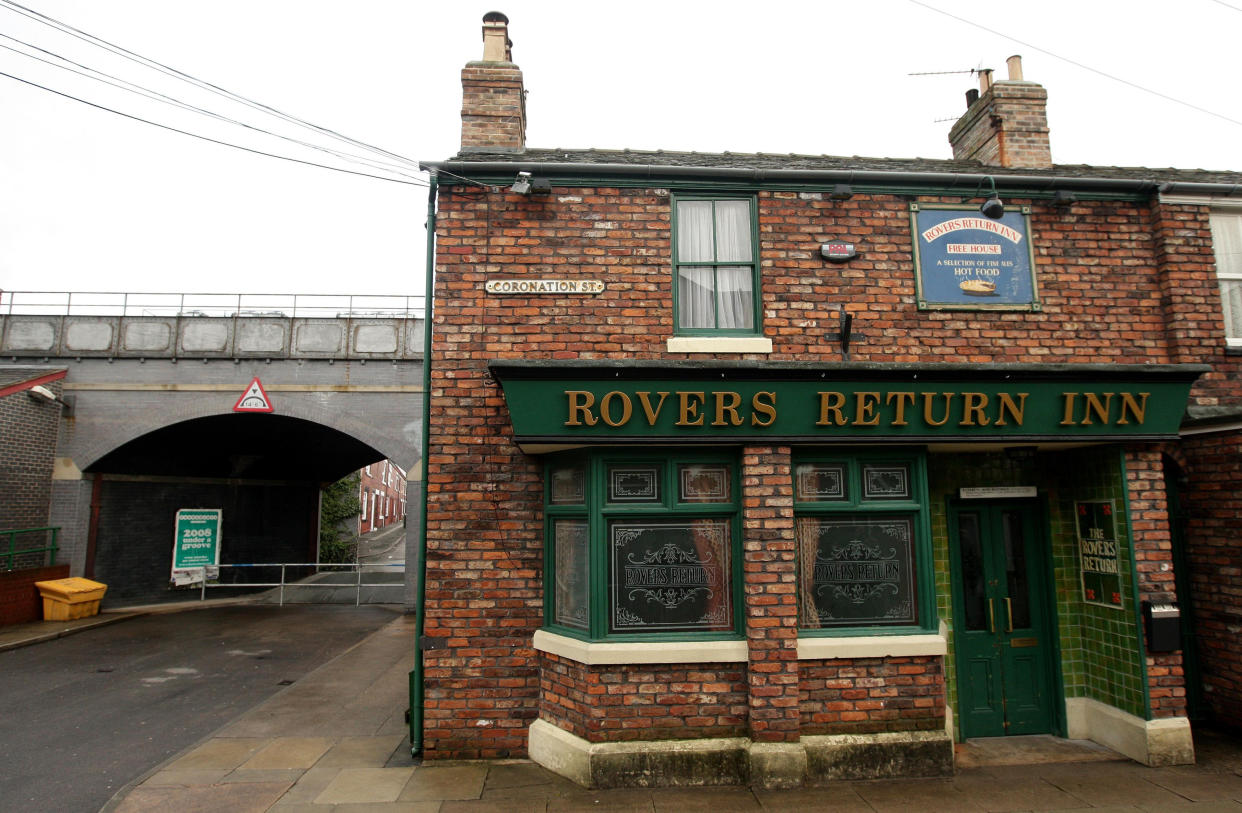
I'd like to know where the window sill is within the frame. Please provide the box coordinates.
[534,627,947,665]
[666,336,773,354]
[533,629,747,665]
[796,624,948,660]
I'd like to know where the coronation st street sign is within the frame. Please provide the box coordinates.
[491,370,1201,444]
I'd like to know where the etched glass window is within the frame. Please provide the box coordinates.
[609,519,732,634]
[862,464,911,501]
[553,519,589,630]
[550,464,585,505]
[797,515,916,628]
[679,464,732,503]
[608,465,661,503]
[795,463,848,502]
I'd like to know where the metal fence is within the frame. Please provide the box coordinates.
[1,527,59,571]
[194,562,405,606]
[0,291,425,320]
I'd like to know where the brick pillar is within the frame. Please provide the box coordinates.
[1148,200,1227,405]
[742,446,800,742]
[1125,448,1187,719]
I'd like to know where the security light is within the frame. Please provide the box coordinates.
[510,171,532,195]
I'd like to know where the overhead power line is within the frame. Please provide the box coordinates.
[906,0,1242,129]
[0,34,427,183]
[0,0,424,170]
[0,70,428,187]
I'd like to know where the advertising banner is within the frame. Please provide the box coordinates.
[171,508,222,586]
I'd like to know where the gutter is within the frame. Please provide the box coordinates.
[409,173,438,756]
[420,160,1242,198]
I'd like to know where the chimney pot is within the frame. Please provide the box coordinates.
[481,11,511,62]
[965,88,979,109]
[979,69,993,93]
[461,12,525,152]
[1006,55,1024,81]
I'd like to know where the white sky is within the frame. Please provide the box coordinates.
[1,1,1240,303]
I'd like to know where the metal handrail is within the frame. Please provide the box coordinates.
[195,562,404,606]
[1,527,59,571]
[0,291,426,320]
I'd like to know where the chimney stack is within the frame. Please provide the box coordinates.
[460,12,525,153]
[948,55,1052,169]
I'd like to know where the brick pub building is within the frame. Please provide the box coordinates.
[414,13,1242,787]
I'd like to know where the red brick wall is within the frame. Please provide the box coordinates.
[425,184,1228,757]
[540,652,749,742]
[1178,431,1242,726]
[0,564,70,625]
[1125,448,1186,719]
[742,446,800,743]
[800,656,946,735]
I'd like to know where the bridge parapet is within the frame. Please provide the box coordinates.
[1,293,425,360]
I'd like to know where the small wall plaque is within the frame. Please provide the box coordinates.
[485,279,604,295]
[959,486,1037,499]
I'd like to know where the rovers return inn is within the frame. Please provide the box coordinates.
[410,13,1242,788]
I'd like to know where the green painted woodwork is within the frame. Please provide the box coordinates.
[491,364,1200,446]
[949,501,1056,738]
[793,450,937,636]
[543,448,744,642]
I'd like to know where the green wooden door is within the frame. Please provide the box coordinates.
[951,501,1055,738]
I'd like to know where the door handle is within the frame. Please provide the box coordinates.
[988,598,996,634]
[1005,597,1014,633]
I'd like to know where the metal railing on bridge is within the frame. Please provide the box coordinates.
[194,562,405,606]
[1,291,425,320]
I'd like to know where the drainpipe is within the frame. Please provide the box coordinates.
[409,173,438,756]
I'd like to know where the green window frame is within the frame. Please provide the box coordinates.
[793,449,936,636]
[672,194,761,336]
[544,449,744,642]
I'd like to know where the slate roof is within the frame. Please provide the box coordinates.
[0,367,62,392]
[443,147,1242,187]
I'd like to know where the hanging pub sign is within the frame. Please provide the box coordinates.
[910,204,1040,311]
[1075,500,1124,609]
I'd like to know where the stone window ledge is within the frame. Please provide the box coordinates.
[533,630,747,665]
[796,631,947,660]
[533,627,947,666]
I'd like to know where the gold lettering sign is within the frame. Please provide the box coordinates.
[561,389,1152,432]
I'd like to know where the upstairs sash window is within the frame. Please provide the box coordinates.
[674,196,759,334]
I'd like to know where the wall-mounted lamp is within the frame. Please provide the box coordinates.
[509,171,550,195]
[27,384,73,416]
[28,385,57,403]
[829,184,853,201]
[963,176,1005,219]
[1053,189,1077,207]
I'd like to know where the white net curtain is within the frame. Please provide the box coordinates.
[1211,212,1242,342]
[676,200,754,330]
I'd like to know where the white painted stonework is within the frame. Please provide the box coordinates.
[1065,697,1194,766]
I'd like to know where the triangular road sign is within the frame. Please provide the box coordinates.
[233,377,274,413]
